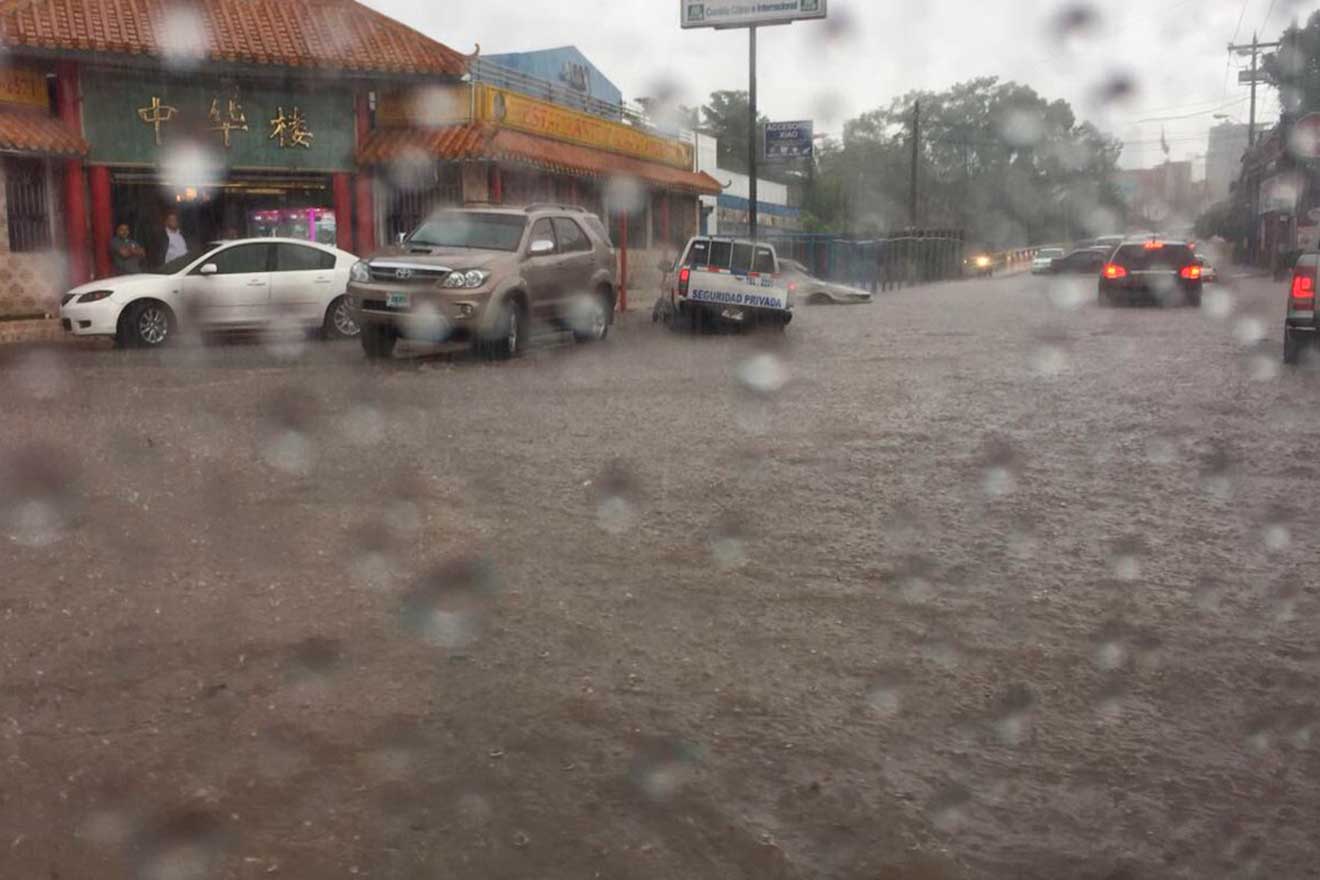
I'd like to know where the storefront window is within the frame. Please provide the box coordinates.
[5,157,51,253]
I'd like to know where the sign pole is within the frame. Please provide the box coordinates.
[748,25,758,241]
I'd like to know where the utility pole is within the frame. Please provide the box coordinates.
[1228,33,1282,263]
[748,26,758,240]
[909,100,920,227]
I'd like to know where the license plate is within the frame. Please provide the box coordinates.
[387,293,410,309]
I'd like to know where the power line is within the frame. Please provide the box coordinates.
[1261,0,1279,31]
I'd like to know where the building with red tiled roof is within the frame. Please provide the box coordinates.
[0,2,716,322]
[0,0,470,318]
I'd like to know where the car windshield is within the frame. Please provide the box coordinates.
[1113,243,1196,269]
[407,213,527,251]
[14,4,1316,880]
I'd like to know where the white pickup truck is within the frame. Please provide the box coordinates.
[654,236,793,331]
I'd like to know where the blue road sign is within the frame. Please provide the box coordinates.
[764,120,814,161]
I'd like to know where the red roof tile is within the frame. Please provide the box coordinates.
[0,107,87,155]
[0,0,468,76]
[358,123,723,196]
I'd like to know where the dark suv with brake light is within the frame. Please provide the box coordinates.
[1284,253,1317,365]
[1099,240,1202,307]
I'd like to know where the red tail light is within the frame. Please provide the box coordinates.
[1291,272,1315,305]
[678,266,691,297]
[1179,264,1202,280]
[1102,263,1127,280]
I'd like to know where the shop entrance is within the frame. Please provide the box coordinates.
[108,170,337,266]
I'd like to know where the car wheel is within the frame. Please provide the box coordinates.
[1098,288,1112,307]
[1283,327,1306,366]
[573,291,611,343]
[323,295,360,339]
[360,324,397,360]
[483,298,525,359]
[809,292,832,305]
[121,300,174,348]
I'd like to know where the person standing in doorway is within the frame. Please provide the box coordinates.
[110,223,145,275]
[149,210,189,268]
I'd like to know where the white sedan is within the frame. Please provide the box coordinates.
[1031,248,1066,274]
[59,237,360,347]
[779,259,873,305]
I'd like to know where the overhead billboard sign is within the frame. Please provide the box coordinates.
[681,0,827,29]
[764,120,813,161]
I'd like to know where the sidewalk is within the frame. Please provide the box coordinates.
[0,317,63,345]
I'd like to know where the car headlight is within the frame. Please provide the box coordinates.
[77,290,114,303]
[350,260,371,283]
[975,256,991,268]
[443,270,489,289]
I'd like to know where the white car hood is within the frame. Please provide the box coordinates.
[66,273,173,299]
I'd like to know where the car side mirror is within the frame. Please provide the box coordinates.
[198,263,218,276]
[529,239,555,257]
[396,232,407,245]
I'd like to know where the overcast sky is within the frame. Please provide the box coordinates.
[365,0,1314,174]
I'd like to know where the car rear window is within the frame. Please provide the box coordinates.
[1113,244,1195,269]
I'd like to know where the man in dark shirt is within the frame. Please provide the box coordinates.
[110,223,145,275]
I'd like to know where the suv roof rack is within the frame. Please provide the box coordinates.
[523,203,587,214]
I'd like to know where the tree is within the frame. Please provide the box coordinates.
[635,96,699,132]
[1264,11,1320,117]
[700,90,769,174]
[801,77,1125,245]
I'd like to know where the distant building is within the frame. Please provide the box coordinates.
[1206,122,1250,204]
[482,46,624,118]
[1115,161,1199,227]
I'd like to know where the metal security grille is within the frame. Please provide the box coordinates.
[5,157,51,253]
[385,165,462,244]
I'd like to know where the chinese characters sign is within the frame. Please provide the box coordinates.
[269,107,314,149]
[89,74,352,171]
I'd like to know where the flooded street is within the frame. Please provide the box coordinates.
[5,271,1319,879]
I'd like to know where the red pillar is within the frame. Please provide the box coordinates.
[353,92,375,254]
[89,165,112,278]
[618,213,628,313]
[55,61,89,286]
[332,172,353,252]
[490,164,503,205]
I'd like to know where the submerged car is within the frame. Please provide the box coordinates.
[1048,247,1109,275]
[59,238,360,347]
[347,206,618,359]
[779,259,873,304]
[1031,248,1065,274]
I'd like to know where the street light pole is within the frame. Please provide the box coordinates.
[748,25,758,240]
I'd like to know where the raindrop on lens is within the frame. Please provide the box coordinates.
[133,811,223,880]
[341,405,385,446]
[1233,317,1266,346]
[992,684,1036,747]
[13,349,68,400]
[929,785,971,834]
[866,670,908,718]
[736,352,788,395]
[592,461,640,535]
[1203,287,1234,320]
[1047,278,1088,311]
[630,740,699,803]
[1030,345,1069,377]
[263,429,312,476]
[400,559,498,650]
[1248,354,1279,382]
